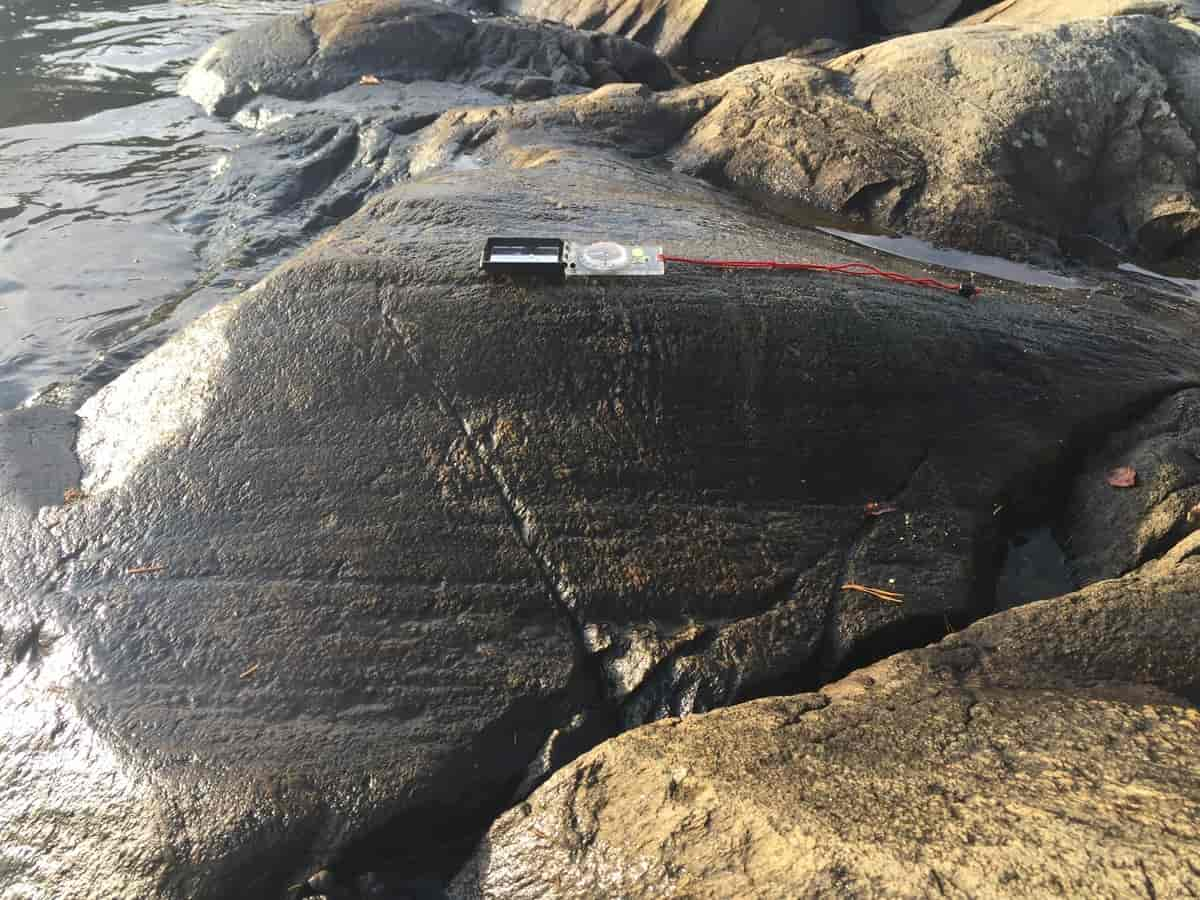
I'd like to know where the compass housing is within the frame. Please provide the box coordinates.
[564,240,665,277]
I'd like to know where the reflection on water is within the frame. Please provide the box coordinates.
[0,0,304,128]
[1118,262,1200,301]
[0,0,308,409]
[994,526,1078,612]
[0,99,235,407]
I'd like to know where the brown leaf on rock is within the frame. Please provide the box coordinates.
[359,74,382,85]
[1106,466,1137,488]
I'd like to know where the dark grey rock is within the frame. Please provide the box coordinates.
[871,0,962,32]
[8,125,1200,895]
[8,4,1200,896]
[488,0,862,63]
[512,75,556,99]
[1062,388,1200,584]
[180,0,679,117]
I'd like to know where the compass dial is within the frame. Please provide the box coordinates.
[579,241,630,271]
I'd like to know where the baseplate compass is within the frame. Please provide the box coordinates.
[480,237,664,278]
[565,240,664,277]
[480,235,977,296]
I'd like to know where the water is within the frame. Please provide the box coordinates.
[1118,262,1200,301]
[0,0,309,409]
[994,526,1078,612]
[820,228,1086,291]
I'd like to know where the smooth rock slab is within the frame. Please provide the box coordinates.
[5,107,1200,898]
[0,277,584,897]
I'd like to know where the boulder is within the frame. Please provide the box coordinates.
[6,119,1200,895]
[960,0,1200,26]
[179,0,678,117]
[486,0,861,63]
[10,5,1200,894]
[871,0,963,32]
[451,552,1200,899]
[424,13,1200,261]
[704,17,1200,260]
[185,0,1200,264]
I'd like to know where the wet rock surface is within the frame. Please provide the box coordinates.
[180,0,678,117]
[452,557,1200,899]
[5,130,1200,895]
[3,0,1200,897]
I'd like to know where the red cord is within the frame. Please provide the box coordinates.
[659,254,978,297]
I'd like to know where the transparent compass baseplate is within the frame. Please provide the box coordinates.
[564,240,665,277]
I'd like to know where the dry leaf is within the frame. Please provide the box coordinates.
[864,501,899,517]
[1106,466,1137,488]
[359,74,382,85]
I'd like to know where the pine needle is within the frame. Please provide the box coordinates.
[842,582,904,604]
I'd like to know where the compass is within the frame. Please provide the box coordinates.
[578,241,630,272]
[481,236,664,278]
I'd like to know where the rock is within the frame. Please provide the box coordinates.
[785,36,851,63]
[11,8,1200,892]
[12,117,1200,895]
[1062,388,1200,585]
[484,0,861,63]
[183,80,505,276]
[960,0,1200,26]
[871,0,963,32]
[0,236,585,898]
[306,869,350,899]
[185,3,1200,271]
[451,554,1200,899]
[179,0,678,117]
[434,13,1200,261]
[512,75,556,99]
[723,18,1200,260]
